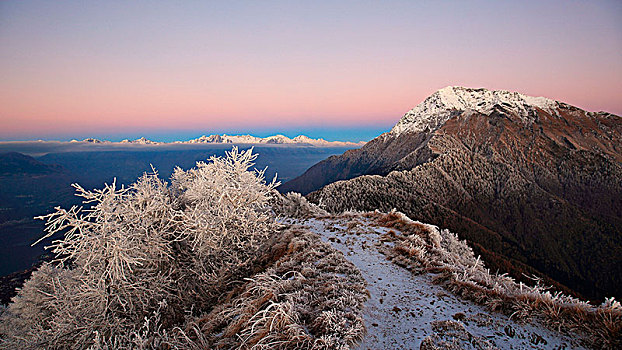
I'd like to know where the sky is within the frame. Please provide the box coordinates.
[1,0,621,142]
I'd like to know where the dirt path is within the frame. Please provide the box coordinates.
[291,215,586,350]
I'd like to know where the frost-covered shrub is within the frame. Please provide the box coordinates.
[169,147,279,303]
[0,147,281,349]
[171,147,278,253]
[271,191,328,219]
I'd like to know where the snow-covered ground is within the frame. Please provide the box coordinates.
[285,215,587,350]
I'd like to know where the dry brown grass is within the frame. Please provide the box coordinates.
[185,227,368,349]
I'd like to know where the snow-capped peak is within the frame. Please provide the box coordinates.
[180,134,365,147]
[292,135,331,145]
[263,134,293,144]
[120,137,159,144]
[59,135,365,147]
[70,138,110,144]
[391,86,559,134]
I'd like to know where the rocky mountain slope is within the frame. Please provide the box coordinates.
[281,87,622,301]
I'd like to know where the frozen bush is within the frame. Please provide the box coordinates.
[271,191,328,219]
[0,147,281,349]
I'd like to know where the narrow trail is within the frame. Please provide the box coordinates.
[291,215,586,350]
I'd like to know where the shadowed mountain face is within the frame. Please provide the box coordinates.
[0,152,75,223]
[278,132,435,195]
[282,87,622,301]
[0,152,64,176]
[0,153,77,277]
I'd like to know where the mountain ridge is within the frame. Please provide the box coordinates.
[66,134,366,147]
[281,86,622,301]
[0,152,66,176]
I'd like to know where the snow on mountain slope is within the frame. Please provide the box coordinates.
[120,137,159,144]
[70,137,161,144]
[70,138,111,144]
[391,86,559,134]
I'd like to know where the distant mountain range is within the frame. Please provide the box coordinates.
[69,134,366,147]
[280,86,622,301]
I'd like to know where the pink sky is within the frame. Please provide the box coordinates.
[1,1,621,141]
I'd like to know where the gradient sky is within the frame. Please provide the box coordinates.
[1,0,621,142]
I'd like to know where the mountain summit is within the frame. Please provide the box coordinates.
[281,87,622,301]
[391,86,558,134]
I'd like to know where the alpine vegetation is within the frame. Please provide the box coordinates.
[368,210,622,348]
[0,147,367,349]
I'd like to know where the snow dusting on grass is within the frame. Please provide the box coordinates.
[286,215,588,349]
